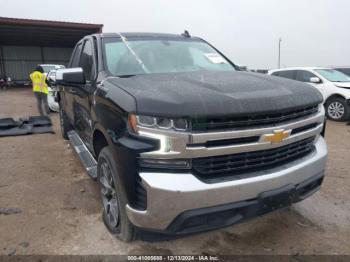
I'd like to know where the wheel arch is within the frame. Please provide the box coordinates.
[325,94,346,105]
[92,127,110,158]
[93,126,141,214]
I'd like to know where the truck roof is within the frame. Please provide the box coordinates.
[90,32,200,40]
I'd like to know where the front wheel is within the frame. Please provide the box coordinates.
[325,98,349,121]
[98,146,135,242]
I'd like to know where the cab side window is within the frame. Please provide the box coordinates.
[271,71,281,77]
[70,43,82,68]
[276,70,296,80]
[296,70,317,82]
[79,40,95,81]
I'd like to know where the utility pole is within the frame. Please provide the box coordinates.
[278,37,282,69]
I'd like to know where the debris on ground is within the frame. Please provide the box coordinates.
[18,242,29,248]
[296,221,312,228]
[263,247,273,252]
[7,248,16,256]
[0,208,22,215]
[0,116,54,137]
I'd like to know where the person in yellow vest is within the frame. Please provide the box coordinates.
[30,66,49,116]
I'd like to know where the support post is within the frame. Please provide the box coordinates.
[0,46,6,76]
[40,46,45,64]
[278,38,282,69]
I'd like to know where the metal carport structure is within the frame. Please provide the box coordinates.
[0,17,103,84]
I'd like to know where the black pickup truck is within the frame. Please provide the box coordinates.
[55,32,327,242]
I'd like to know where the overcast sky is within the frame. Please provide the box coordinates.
[1,0,349,69]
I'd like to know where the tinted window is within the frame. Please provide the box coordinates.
[296,70,317,82]
[71,44,82,68]
[79,41,94,81]
[273,70,296,80]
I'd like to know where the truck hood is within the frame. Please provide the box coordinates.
[108,71,323,118]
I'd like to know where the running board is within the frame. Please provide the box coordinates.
[68,130,97,180]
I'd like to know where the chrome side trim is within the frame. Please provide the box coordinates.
[139,109,325,159]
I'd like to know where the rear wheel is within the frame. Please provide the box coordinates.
[59,106,71,140]
[98,146,135,242]
[325,98,349,121]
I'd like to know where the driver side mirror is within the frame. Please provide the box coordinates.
[309,77,322,84]
[56,68,85,86]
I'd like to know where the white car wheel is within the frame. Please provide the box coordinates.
[326,98,349,121]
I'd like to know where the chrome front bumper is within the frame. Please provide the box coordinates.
[126,136,327,230]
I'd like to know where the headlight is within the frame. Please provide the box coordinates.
[129,114,188,132]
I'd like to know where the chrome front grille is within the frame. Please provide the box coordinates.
[139,106,324,160]
[191,105,319,132]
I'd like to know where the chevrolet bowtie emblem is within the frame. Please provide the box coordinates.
[263,129,291,143]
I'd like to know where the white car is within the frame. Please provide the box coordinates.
[40,64,65,112]
[268,67,350,121]
[46,70,60,112]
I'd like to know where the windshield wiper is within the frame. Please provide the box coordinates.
[117,74,139,78]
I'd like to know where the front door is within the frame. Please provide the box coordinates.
[295,70,326,101]
[73,39,96,149]
[63,43,83,124]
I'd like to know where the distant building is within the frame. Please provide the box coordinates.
[0,17,103,85]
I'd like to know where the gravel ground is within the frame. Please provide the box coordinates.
[0,87,350,255]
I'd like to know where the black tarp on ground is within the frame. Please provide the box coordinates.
[0,116,54,137]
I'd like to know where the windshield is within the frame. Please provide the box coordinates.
[315,69,350,82]
[103,38,235,76]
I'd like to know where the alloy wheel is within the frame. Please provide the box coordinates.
[99,161,119,228]
[328,101,345,120]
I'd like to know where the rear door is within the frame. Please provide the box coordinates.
[73,38,96,149]
[62,42,82,124]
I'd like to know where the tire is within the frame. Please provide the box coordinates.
[97,146,135,242]
[59,105,72,140]
[325,98,349,121]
